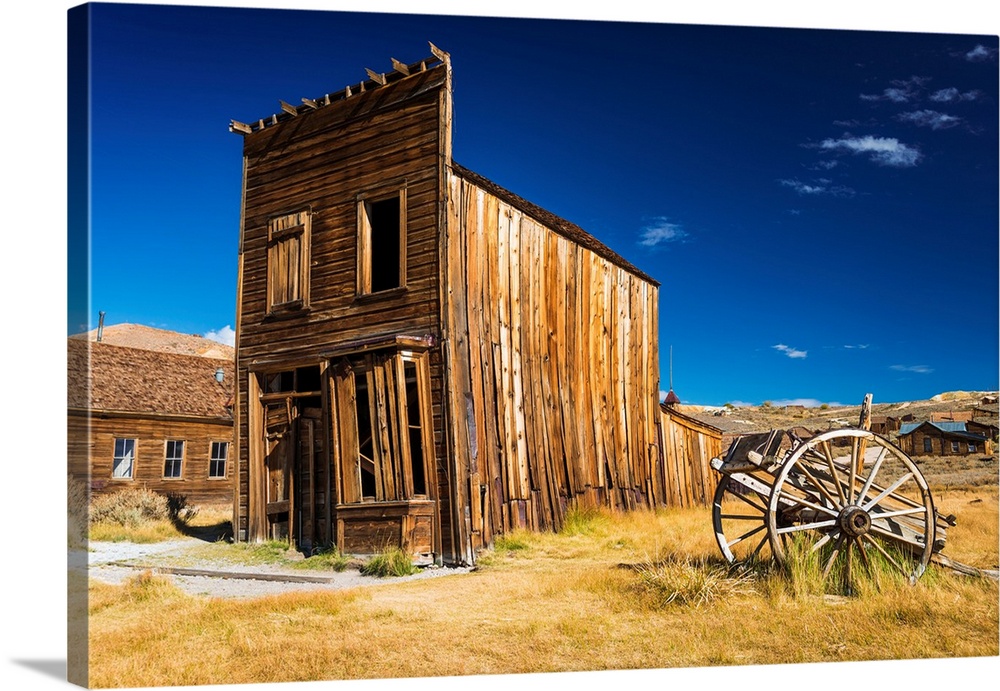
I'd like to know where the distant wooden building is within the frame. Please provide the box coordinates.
[897,421,993,457]
[229,46,668,565]
[67,325,235,508]
[929,410,974,423]
[657,401,723,508]
[870,415,903,436]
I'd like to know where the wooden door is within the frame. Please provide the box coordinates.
[264,400,294,541]
[296,409,322,552]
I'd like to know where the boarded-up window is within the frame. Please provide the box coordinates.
[267,209,311,312]
[357,189,406,295]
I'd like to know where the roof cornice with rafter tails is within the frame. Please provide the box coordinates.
[230,42,450,136]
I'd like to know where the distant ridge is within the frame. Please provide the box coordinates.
[70,323,234,360]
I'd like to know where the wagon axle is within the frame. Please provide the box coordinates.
[838,506,872,538]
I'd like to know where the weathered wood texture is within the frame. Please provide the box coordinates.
[234,64,453,548]
[443,172,665,554]
[232,50,724,565]
[68,412,235,507]
[657,404,723,509]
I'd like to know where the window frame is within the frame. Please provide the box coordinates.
[163,440,185,479]
[922,437,933,453]
[266,208,312,315]
[112,437,137,480]
[356,185,407,297]
[334,349,432,505]
[209,441,229,479]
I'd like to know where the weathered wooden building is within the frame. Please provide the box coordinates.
[230,46,670,565]
[897,421,994,457]
[657,400,723,508]
[68,325,236,508]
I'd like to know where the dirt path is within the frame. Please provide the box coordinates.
[83,538,472,599]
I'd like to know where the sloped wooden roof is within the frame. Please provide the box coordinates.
[68,338,234,419]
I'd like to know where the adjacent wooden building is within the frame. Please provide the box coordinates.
[67,324,236,508]
[230,46,671,565]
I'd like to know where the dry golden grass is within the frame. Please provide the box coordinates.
[89,505,233,544]
[87,492,998,688]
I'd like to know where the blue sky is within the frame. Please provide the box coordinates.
[71,2,999,408]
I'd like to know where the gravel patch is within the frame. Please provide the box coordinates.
[82,538,473,599]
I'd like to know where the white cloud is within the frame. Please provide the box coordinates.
[780,179,824,195]
[820,135,921,167]
[843,344,870,349]
[639,218,688,247]
[883,87,912,103]
[897,109,961,130]
[773,344,807,359]
[929,87,979,103]
[861,76,929,104]
[204,325,236,347]
[965,44,997,62]
[779,178,854,197]
[890,364,933,374]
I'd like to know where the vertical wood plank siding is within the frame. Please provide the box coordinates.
[657,406,723,509]
[445,173,665,552]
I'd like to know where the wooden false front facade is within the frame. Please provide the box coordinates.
[232,46,665,565]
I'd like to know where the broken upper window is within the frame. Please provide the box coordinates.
[267,209,311,313]
[357,188,406,295]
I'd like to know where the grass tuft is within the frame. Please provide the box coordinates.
[559,505,611,537]
[631,550,757,608]
[296,545,351,572]
[360,547,419,578]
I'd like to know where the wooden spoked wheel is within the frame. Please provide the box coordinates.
[765,429,936,593]
[712,472,776,564]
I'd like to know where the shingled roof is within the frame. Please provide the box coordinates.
[68,338,234,419]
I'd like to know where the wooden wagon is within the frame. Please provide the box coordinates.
[709,394,963,592]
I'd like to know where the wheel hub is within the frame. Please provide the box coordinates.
[838,505,871,538]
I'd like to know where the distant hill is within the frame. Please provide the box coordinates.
[681,391,998,437]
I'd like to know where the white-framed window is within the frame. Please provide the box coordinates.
[950,441,960,453]
[357,187,406,295]
[968,442,977,453]
[112,438,136,479]
[209,441,229,478]
[164,440,184,478]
